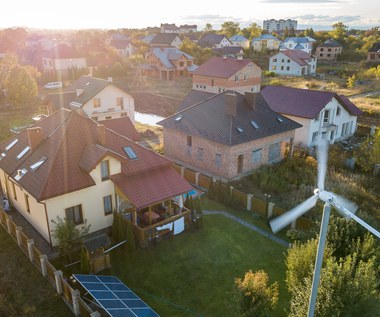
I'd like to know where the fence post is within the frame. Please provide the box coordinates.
[267,202,275,219]
[40,254,48,277]
[16,226,22,246]
[54,270,63,295]
[6,215,12,233]
[247,194,253,211]
[27,239,35,262]
[72,289,81,316]
[90,312,101,317]
[195,172,200,186]
[180,166,185,178]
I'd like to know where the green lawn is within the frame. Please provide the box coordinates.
[110,215,289,317]
[0,228,72,317]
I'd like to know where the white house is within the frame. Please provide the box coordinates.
[110,39,136,57]
[229,35,250,49]
[269,49,317,76]
[261,86,363,147]
[46,76,135,123]
[0,110,193,246]
[198,34,232,48]
[281,37,316,53]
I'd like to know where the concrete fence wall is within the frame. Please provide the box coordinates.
[0,207,97,317]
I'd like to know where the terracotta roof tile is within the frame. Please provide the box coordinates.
[100,117,140,142]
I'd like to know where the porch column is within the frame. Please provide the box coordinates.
[288,138,294,158]
[267,202,275,219]
[148,206,152,225]
[54,270,63,295]
[71,289,80,316]
[133,210,137,225]
[178,195,184,209]
[169,200,173,215]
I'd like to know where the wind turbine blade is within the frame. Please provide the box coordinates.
[350,213,380,239]
[332,193,358,214]
[270,195,318,233]
[317,140,329,191]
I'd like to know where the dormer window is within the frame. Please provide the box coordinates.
[123,146,137,160]
[101,160,110,181]
[15,168,27,181]
[93,98,101,108]
[17,146,30,160]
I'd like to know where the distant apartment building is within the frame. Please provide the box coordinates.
[160,23,197,34]
[263,19,297,33]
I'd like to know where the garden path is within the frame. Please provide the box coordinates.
[203,210,290,248]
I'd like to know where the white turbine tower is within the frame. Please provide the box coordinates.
[269,140,380,317]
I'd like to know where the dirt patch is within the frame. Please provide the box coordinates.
[131,92,182,117]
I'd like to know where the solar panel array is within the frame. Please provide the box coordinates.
[73,274,160,317]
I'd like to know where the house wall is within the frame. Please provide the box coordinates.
[216,38,232,48]
[171,37,183,48]
[82,85,135,123]
[367,52,380,62]
[269,53,316,76]
[46,155,121,246]
[163,128,295,180]
[316,47,342,61]
[231,40,249,49]
[253,39,280,51]
[192,62,262,94]
[54,57,87,71]
[282,41,311,53]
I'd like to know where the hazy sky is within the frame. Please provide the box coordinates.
[0,0,379,30]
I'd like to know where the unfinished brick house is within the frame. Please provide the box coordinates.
[158,91,301,180]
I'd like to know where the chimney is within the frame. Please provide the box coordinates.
[27,127,44,151]
[244,92,257,110]
[107,77,113,82]
[225,92,238,117]
[76,88,84,96]
[97,124,106,146]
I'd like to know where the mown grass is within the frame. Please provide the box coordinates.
[109,215,290,317]
[0,228,71,317]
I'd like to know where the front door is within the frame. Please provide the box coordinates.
[237,154,244,174]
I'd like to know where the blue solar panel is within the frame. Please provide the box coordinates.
[73,274,160,317]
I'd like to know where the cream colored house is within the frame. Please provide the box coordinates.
[251,34,281,51]
[46,75,135,123]
[0,110,193,246]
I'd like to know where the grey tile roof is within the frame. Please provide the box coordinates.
[158,91,301,146]
[198,33,231,47]
[178,89,216,111]
[150,33,180,45]
[368,42,380,52]
[318,39,342,48]
[151,48,194,69]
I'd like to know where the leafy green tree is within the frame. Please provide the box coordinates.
[125,220,136,253]
[112,211,120,243]
[242,23,262,41]
[51,217,91,261]
[220,21,241,38]
[80,246,90,274]
[180,37,213,65]
[346,74,357,88]
[355,130,380,173]
[203,23,213,33]
[233,269,279,317]
[5,64,38,109]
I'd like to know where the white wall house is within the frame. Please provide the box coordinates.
[269,50,317,76]
[261,86,363,147]
[281,37,315,53]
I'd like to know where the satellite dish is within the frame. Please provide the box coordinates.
[269,140,380,317]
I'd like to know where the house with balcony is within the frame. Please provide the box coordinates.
[281,37,316,53]
[269,49,317,76]
[45,75,135,123]
[316,39,342,62]
[367,42,380,62]
[261,85,363,147]
[251,34,281,51]
[143,47,196,80]
[192,56,261,94]
[158,91,301,180]
[198,33,232,48]
[0,109,193,247]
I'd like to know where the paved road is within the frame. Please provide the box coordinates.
[203,210,290,248]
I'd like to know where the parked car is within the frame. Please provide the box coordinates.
[44,82,63,89]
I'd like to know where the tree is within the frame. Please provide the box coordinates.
[203,23,213,33]
[233,269,279,317]
[354,130,380,173]
[346,74,357,88]
[112,211,120,243]
[242,23,262,41]
[329,22,348,43]
[125,220,136,253]
[51,217,91,261]
[180,37,213,65]
[220,21,240,38]
[80,246,90,274]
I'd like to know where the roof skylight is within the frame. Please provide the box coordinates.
[0,152,5,161]
[175,115,183,122]
[236,127,244,133]
[276,117,284,123]
[30,156,47,171]
[16,146,30,160]
[5,139,18,151]
[123,146,137,160]
[15,168,27,181]
[250,120,259,129]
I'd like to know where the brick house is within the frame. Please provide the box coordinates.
[316,39,342,62]
[192,56,261,94]
[158,91,301,180]
[143,47,197,80]
[367,42,380,62]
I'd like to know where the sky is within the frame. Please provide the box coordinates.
[0,0,379,31]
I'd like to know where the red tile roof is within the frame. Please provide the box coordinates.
[337,95,363,116]
[193,56,253,78]
[111,167,193,209]
[100,117,140,142]
[276,49,311,66]
[261,86,362,119]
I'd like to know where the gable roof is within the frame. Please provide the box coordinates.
[284,37,311,44]
[212,46,244,56]
[158,91,301,146]
[261,85,362,119]
[150,48,194,69]
[193,56,254,78]
[150,33,180,46]
[100,117,140,142]
[229,35,248,42]
[199,33,230,47]
[252,34,280,42]
[368,42,380,53]
[0,109,184,202]
[110,39,133,50]
[273,49,312,66]
[318,39,342,48]
[178,90,216,112]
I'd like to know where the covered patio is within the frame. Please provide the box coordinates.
[111,167,194,246]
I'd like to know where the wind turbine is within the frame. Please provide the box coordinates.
[269,140,380,317]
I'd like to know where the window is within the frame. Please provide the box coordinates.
[312,131,319,142]
[252,148,262,164]
[103,195,113,215]
[120,112,127,117]
[328,48,331,52]
[116,97,124,109]
[286,66,290,71]
[215,153,222,168]
[5,139,18,151]
[268,142,281,162]
[235,75,239,82]
[124,146,137,159]
[105,116,112,120]
[211,79,214,86]
[287,59,290,63]
[179,61,184,67]
[320,48,324,52]
[322,132,327,140]
[273,58,277,62]
[336,106,341,116]
[65,205,83,225]
[314,113,320,121]
[281,66,284,70]
[187,136,192,147]
[327,54,331,57]
[93,98,101,108]
[100,160,110,181]
[323,110,330,124]
[12,182,17,200]
[250,120,259,129]
[243,75,247,80]
[92,116,98,121]
[197,148,204,161]
[281,59,285,63]
[237,154,244,173]
[30,156,47,171]
[25,194,30,213]
[17,146,30,160]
